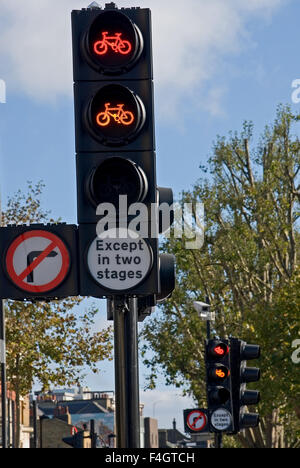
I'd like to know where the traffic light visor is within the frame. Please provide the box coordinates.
[84,10,144,73]
[208,341,229,359]
[87,84,146,145]
[208,364,230,382]
[89,157,148,206]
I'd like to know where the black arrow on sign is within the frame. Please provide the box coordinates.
[26,250,58,283]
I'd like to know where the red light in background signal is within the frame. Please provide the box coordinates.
[214,345,228,356]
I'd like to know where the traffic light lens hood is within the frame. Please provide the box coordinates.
[83,10,144,75]
[209,387,230,405]
[86,84,146,146]
[240,413,260,429]
[88,157,148,207]
[242,367,260,383]
[208,364,230,382]
[208,341,229,359]
[241,344,261,361]
[241,390,260,406]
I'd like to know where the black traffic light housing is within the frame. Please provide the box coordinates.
[230,338,261,433]
[71,5,152,82]
[72,3,175,300]
[205,339,234,433]
[76,151,156,225]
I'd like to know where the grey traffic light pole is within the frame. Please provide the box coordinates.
[113,297,140,449]
[194,297,222,449]
[113,298,128,448]
[125,297,140,448]
[0,300,7,449]
[0,190,7,449]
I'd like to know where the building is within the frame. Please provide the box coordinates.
[0,384,32,448]
[158,419,190,448]
[33,387,161,448]
[34,388,115,448]
[144,417,159,448]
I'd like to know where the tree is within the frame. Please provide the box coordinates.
[141,106,300,448]
[1,182,113,447]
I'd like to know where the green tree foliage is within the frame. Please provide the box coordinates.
[141,106,300,448]
[1,182,113,445]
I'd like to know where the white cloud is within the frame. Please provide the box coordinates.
[0,0,286,114]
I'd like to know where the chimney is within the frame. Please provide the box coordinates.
[54,405,71,424]
[172,418,176,430]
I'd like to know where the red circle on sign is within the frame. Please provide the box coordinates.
[5,230,70,294]
[187,410,207,432]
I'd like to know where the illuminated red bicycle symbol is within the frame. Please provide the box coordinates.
[96,103,135,127]
[94,31,132,56]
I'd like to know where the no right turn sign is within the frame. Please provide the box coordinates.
[184,408,209,434]
[5,230,70,294]
[0,224,79,300]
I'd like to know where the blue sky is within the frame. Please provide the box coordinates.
[1,0,300,433]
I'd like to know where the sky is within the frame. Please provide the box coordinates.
[0,0,300,434]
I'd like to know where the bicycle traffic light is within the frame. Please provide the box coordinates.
[230,338,261,433]
[71,3,174,298]
[205,339,234,433]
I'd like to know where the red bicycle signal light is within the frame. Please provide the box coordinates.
[83,10,144,75]
[214,345,228,356]
[94,32,132,56]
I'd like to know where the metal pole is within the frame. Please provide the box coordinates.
[7,398,10,448]
[33,401,38,448]
[205,297,222,449]
[90,419,97,449]
[206,320,211,341]
[0,299,7,449]
[11,400,15,449]
[113,298,128,448]
[206,296,211,340]
[125,296,140,448]
[215,432,222,449]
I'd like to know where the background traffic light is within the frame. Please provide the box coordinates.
[230,338,261,433]
[72,3,175,298]
[205,339,234,433]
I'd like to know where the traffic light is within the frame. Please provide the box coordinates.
[230,338,261,433]
[72,3,174,298]
[205,339,234,433]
